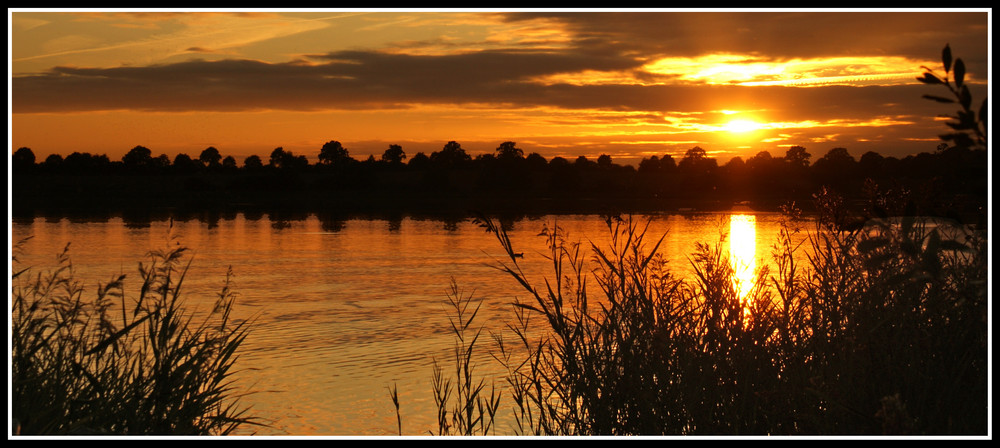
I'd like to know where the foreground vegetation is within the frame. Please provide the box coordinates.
[10,233,258,435]
[410,45,988,436]
[412,191,987,436]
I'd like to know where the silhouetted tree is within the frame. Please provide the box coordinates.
[547,156,578,194]
[266,147,308,170]
[122,145,153,170]
[597,154,613,168]
[172,153,199,173]
[780,146,813,201]
[222,155,238,170]
[475,153,497,165]
[381,144,406,165]
[858,151,886,179]
[64,152,111,173]
[724,155,745,171]
[495,141,524,160]
[817,147,855,167]
[152,154,172,171]
[408,152,430,169]
[284,151,310,170]
[430,141,470,168]
[42,153,63,170]
[525,152,548,170]
[269,147,287,168]
[638,155,660,174]
[746,150,774,171]
[637,155,662,195]
[678,146,718,176]
[199,146,222,168]
[243,155,263,170]
[784,146,811,168]
[549,156,570,168]
[722,156,748,199]
[660,154,677,171]
[13,147,35,171]
[678,146,707,168]
[319,140,351,166]
[483,142,531,191]
[813,147,858,190]
[636,153,679,198]
[677,146,719,196]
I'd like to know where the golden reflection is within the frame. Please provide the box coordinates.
[728,214,756,304]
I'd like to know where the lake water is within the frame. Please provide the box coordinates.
[10,211,815,436]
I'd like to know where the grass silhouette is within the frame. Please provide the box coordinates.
[401,194,986,435]
[11,232,260,435]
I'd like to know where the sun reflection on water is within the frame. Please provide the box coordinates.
[729,214,757,305]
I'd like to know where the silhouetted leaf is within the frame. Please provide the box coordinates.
[939,133,974,147]
[954,58,965,88]
[942,44,952,72]
[85,314,151,355]
[922,94,955,103]
[917,73,943,84]
[979,98,988,128]
[959,85,972,110]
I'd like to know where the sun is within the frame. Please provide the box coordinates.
[723,119,765,134]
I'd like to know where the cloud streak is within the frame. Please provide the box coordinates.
[12,12,358,67]
[11,48,974,123]
[13,10,987,113]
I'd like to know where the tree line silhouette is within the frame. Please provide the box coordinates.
[11,139,987,225]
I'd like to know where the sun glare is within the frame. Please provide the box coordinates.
[723,119,764,134]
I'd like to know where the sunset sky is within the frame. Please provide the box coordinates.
[9,8,990,166]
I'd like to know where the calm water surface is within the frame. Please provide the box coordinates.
[11,211,814,435]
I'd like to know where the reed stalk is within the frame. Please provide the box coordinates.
[11,235,259,435]
[458,194,986,435]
